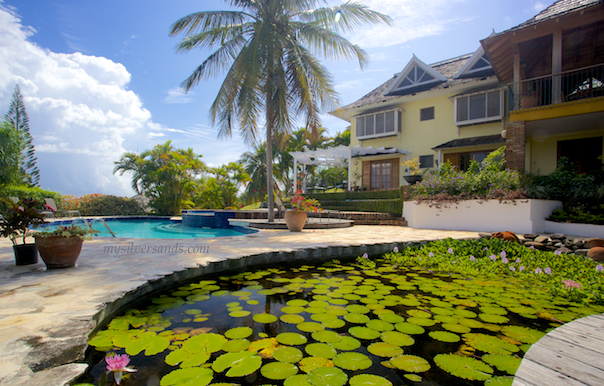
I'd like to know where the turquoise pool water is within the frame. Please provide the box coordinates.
[41,218,255,239]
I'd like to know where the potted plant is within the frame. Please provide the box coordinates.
[520,87,539,109]
[402,158,423,185]
[0,198,47,265]
[285,192,321,232]
[33,225,97,268]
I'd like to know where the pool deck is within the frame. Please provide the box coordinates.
[0,226,602,386]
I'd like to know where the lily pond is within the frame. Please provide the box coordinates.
[77,239,604,386]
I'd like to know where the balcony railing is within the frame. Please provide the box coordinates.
[508,63,604,112]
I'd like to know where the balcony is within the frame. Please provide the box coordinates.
[508,63,604,115]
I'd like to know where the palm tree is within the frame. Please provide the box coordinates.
[170,0,391,222]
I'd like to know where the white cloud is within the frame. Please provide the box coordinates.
[164,87,194,104]
[0,5,164,197]
[333,0,466,48]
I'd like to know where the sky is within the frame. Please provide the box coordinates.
[0,0,555,197]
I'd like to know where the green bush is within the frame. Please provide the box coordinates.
[1,185,61,202]
[409,147,525,202]
[305,189,401,201]
[320,199,402,216]
[548,205,604,225]
[76,194,144,216]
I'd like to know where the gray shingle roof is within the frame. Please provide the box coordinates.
[432,134,506,150]
[508,0,602,32]
[340,53,492,111]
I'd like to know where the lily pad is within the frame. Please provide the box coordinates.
[330,336,361,351]
[482,354,522,374]
[442,324,471,333]
[229,310,251,318]
[221,339,250,352]
[389,355,431,373]
[332,352,372,370]
[305,343,337,359]
[212,351,262,377]
[251,313,276,324]
[381,331,415,347]
[274,346,304,364]
[297,322,324,333]
[429,331,460,343]
[299,357,334,373]
[479,313,509,324]
[224,327,253,340]
[349,326,381,340]
[281,314,305,324]
[404,374,422,382]
[500,325,545,344]
[366,319,395,332]
[261,362,299,380]
[284,374,313,386]
[367,342,404,357]
[276,332,308,346]
[312,330,342,344]
[394,322,425,335]
[165,347,210,367]
[484,376,514,386]
[462,333,519,354]
[307,367,347,386]
[434,353,493,381]
[406,317,436,327]
[378,313,405,324]
[322,319,346,329]
[349,374,393,386]
[346,304,370,314]
[160,367,214,386]
[344,313,370,324]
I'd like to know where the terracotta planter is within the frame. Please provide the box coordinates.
[34,235,84,269]
[520,95,538,109]
[13,244,38,266]
[285,210,307,232]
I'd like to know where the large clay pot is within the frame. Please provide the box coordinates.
[34,236,84,269]
[285,210,307,232]
[13,244,38,266]
[520,95,538,109]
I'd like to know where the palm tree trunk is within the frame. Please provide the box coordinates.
[266,97,275,223]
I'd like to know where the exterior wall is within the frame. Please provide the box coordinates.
[505,121,526,172]
[527,130,604,174]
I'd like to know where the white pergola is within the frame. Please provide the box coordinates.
[289,145,411,191]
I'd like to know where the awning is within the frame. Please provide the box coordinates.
[432,134,505,150]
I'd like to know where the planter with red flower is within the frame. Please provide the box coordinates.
[285,193,321,232]
[33,225,97,269]
[0,198,47,265]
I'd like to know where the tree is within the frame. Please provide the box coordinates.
[5,85,39,186]
[194,163,250,209]
[0,120,24,187]
[113,141,205,215]
[170,0,391,221]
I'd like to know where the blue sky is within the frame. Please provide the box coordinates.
[0,0,554,196]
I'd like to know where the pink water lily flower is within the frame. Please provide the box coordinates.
[106,354,137,385]
[562,279,582,290]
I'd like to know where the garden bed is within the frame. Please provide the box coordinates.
[403,199,562,234]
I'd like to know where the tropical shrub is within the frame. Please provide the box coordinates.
[384,238,604,305]
[1,184,61,203]
[75,194,144,216]
[408,147,525,202]
[548,205,604,225]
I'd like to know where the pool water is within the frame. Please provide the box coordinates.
[41,218,255,239]
[79,258,602,386]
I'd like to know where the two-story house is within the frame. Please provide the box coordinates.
[330,48,506,190]
[482,0,604,174]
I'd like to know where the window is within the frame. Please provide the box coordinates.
[362,158,400,190]
[558,137,603,173]
[444,151,492,171]
[356,109,401,139]
[455,90,504,125]
[420,107,434,121]
[419,155,434,168]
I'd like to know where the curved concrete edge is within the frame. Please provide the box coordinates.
[11,239,433,386]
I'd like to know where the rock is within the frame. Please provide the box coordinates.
[491,231,519,243]
[573,239,585,248]
[550,233,565,240]
[586,238,604,249]
[523,234,538,240]
[534,235,549,244]
[478,232,493,239]
[587,247,604,261]
[524,241,545,250]
[554,242,564,248]
[575,249,590,256]
[545,245,558,251]
[555,247,573,254]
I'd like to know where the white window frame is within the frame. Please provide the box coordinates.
[454,89,504,126]
[355,109,402,140]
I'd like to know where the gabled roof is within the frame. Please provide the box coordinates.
[338,53,485,112]
[512,0,602,32]
[384,55,447,96]
[453,46,494,79]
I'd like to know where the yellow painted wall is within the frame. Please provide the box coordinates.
[527,130,604,174]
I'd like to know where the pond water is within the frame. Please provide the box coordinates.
[79,257,602,386]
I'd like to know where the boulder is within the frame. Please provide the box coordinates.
[534,235,549,244]
[550,233,565,240]
[586,238,604,249]
[524,241,546,250]
[587,247,604,261]
[523,234,538,240]
[478,232,493,239]
[574,249,590,256]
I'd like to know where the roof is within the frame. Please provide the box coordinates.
[510,0,602,33]
[431,134,506,150]
[340,53,493,111]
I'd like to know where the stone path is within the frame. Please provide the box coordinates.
[0,226,478,386]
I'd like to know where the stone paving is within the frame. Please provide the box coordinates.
[0,226,479,386]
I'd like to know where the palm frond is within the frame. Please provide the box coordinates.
[170,10,252,37]
[298,0,393,33]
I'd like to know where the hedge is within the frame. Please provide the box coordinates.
[305,188,402,201]
[319,199,402,216]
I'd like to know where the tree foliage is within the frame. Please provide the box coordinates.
[4,85,39,186]
[113,141,205,215]
[0,120,24,187]
[170,0,390,221]
[193,162,250,209]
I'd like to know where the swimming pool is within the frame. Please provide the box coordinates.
[40,218,257,239]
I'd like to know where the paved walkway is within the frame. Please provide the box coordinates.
[0,226,479,386]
